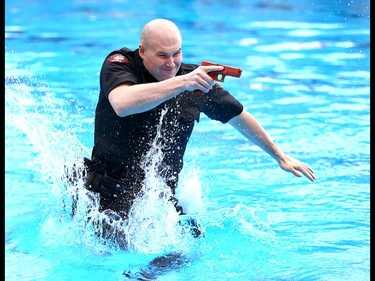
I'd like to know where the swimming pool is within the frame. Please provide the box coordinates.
[5,0,370,280]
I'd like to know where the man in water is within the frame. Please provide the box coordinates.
[83,18,315,245]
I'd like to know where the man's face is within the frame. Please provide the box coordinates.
[139,33,182,81]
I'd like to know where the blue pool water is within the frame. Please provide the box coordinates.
[5,0,370,280]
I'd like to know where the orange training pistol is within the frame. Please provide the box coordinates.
[202,60,242,82]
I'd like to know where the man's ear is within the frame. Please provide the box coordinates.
[139,44,145,58]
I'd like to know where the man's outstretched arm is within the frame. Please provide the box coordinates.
[228,110,315,182]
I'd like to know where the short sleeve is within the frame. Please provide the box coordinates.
[99,51,138,98]
[201,84,244,123]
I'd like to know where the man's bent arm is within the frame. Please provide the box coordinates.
[109,65,223,117]
[109,79,185,117]
[228,110,315,182]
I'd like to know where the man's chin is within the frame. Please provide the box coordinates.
[160,73,176,81]
[165,67,179,75]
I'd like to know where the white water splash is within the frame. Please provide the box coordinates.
[126,109,194,254]
[177,169,205,215]
[5,71,103,251]
[5,70,203,255]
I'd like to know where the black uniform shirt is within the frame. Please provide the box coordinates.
[91,47,243,192]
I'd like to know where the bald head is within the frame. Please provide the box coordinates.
[140,18,182,48]
[138,19,183,81]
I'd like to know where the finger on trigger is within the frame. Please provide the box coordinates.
[201,65,224,73]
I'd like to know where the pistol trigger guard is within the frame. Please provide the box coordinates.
[217,75,225,82]
[211,72,224,82]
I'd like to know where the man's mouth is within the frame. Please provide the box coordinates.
[162,68,175,72]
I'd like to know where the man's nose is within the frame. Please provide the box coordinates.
[165,56,175,67]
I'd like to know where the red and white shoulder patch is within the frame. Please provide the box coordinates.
[107,53,131,64]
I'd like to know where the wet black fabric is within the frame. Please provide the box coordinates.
[91,47,244,198]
